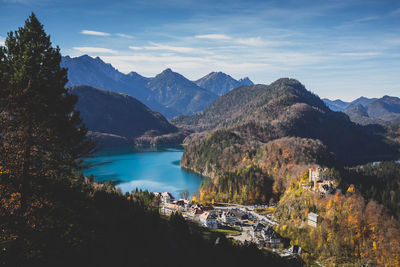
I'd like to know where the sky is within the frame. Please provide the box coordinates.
[0,0,399,101]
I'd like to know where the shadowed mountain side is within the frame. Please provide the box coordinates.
[146,68,218,115]
[344,96,400,125]
[175,78,399,166]
[70,86,185,147]
[62,56,220,118]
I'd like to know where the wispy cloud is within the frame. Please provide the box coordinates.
[129,42,206,53]
[0,36,5,46]
[391,8,400,16]
[116,33,134,39]
[335,52,382,57]
[195,34,290,47]
[336,16,381,29]
[235,37,291,47]
[129,46,142,50]
[195,34,232,40]
[80,30,110,36]
[72,46,117,54]
[354,16,380,23]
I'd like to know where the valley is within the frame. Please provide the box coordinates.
[1,8,400,266]
[74,66,399,265]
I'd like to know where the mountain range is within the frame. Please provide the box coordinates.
[61,55,253,119]
[323,96,400,125]
[194,71,253,96]
[70,85,183,147]
[322,97,377,111]
[176,78,398,176]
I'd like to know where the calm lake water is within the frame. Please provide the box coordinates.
[83,147,203,198]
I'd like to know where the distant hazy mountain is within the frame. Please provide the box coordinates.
[146,69,218,115]
[323,96,379,112]
[61,55,170,116]
[62,55,221,118]
[62,55,149,96]
[322,98,350,111]
[70,85,180,146]
[344,95,400,125]
[195,72,254,96]
[351,96,378,107]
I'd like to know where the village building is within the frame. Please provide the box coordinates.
[221,211,237,225]
[199,212,218,229]
[202,205,214,212]
[288,245,302,255]
[252,222,265,232]
[308,212,321,227]
[160,192,174,203]
[175,199,191,212]
[161,203,181,214]
[187,204,204,217]
[230,209,249,221]
[261,226,282,248]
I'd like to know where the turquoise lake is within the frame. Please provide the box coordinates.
[83,147,203,198]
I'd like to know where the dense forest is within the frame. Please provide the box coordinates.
[274,178,400,266]
[176,78,398,165]
[193,136,337,204]
[178,77,399,217]
[1,173,303,266]
[343,161,400,219]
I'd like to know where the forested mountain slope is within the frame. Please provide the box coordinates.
[70,85,183,146]
[175,78,398,165]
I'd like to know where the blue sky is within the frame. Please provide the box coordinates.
[1,0,399,101]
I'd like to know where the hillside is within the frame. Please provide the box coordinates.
[175,78,397,164]
[1,170,303,266]
[146,69,218,115]
[195,71,253,96]
[175,78,399,205]
[70,85,182,146]
[351,96,377,107]
[344,95,400,125]
[322,97,378,112]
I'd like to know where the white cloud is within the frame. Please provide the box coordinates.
[129,46,142,50]
[236,37,265,46]
[80,30,110,36]
[72,47,117,54]
[195,34,232,40]
[234,37,289,47]
[116,33,133,39]
[335,52,382,57]
[129,42,207,54]
[195,34,290,47]
[0,36,5,46]
[144,42,197,53]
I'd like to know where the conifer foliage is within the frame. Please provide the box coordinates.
[0,13,94,264]
[0,13,94,184]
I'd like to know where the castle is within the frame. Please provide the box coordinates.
[309,166,335,194]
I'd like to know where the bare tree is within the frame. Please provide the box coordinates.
[179,189,189,200]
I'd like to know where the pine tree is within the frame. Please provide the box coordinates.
[0,13,95,198]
